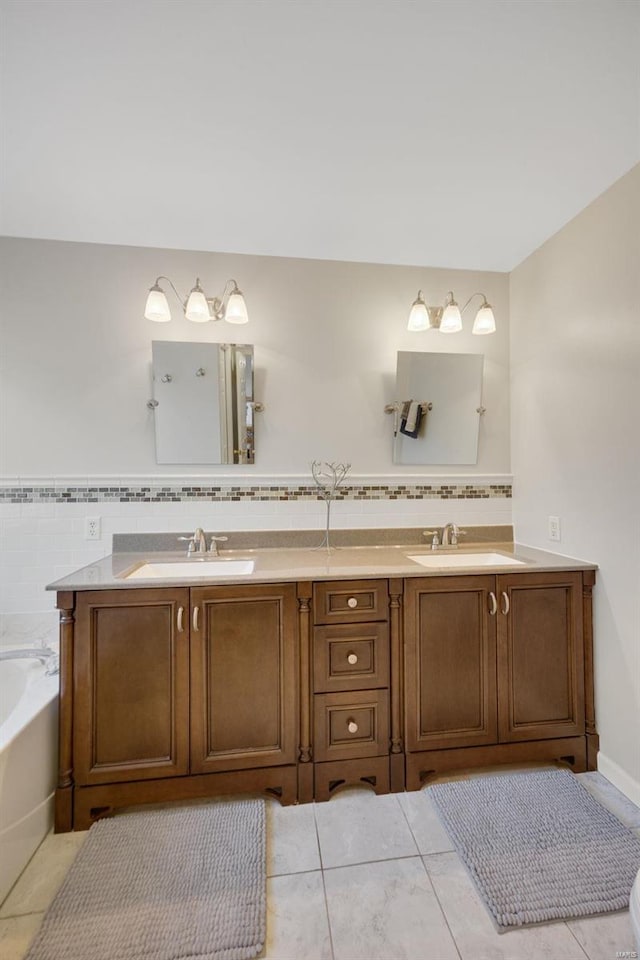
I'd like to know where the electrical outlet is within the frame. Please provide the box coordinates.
[548,516,561,542]
[84,516,101,540]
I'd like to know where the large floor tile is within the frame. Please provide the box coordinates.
[0,830,88,918]
[0,913,43,960]
[397,789,455,855]
[424,851,589,960]
[568,910,636,960]
[314,790,418,869]
[324,857,459,960]
[577,772,640,828]
[267,800,321,876]
[264,871,333,960]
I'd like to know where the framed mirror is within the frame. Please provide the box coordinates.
[391,351,484,465]
[150,341,258,464]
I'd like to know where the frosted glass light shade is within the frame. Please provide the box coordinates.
[407,294,430,332]
[225,290,249,324]
[185,282,211,322]
[440,303,462,333]
[144,286,171,322]
[472,303,496,335]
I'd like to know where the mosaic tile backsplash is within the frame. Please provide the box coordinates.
[1,481,511,504]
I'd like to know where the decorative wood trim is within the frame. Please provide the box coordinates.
[297,582,313,764]
[55,592,75,832]
[314,757,390,802]
[405,736,587,790]
[73,766,299,830]
[389,579,403,756]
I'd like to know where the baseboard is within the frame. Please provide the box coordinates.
[597,751,640,808]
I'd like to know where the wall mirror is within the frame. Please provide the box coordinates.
[390,351,484,465]
[150,341,259,464]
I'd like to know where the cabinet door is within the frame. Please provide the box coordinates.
[190,583,298,773]
[74,588,190,785]
[404,576,497,751]
[497,572,584,742]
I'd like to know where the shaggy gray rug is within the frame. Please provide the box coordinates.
[429,768,640,932]
[25,798,266,960]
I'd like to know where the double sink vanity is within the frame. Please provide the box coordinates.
[48,527,598,831]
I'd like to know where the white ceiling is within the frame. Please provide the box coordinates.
[1,0,639,272]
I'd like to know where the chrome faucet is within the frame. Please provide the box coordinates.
[179,528,228,557]
[441,522,460,547]
[179,527,207,556]
[0,646,59,675]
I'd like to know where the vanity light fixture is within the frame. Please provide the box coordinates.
[144,276,249,325]
[407,290,496,335]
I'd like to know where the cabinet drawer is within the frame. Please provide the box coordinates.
[313,623,389,692]
[314,690,389,762]
[313,580,389,624]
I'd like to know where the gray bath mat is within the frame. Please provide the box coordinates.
[429,768,640,932]
[25,798,266,960]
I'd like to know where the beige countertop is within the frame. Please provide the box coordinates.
[46,541,597,592]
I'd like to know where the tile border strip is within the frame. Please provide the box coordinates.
[0,482,512,504]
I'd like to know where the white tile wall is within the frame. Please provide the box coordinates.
[0,477,512,618]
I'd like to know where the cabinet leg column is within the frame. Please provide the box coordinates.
[389,579,405,792]
[297,583,314,802]
[583,573,599,770]
[55,593,75,832]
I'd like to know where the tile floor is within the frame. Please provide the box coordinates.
[1,768,639,960]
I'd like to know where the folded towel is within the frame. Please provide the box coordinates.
[399,400,423,438]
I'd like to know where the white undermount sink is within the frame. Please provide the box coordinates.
[124,559,255,580]
[406,552,526,569]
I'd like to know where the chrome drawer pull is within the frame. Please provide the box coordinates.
[177,606,184,633]
[347,719,359,734]
[488,592,497,616]
[347,652,358,665]
[193,605,200,631]
[500,591,510,616]
[347,597,358,609]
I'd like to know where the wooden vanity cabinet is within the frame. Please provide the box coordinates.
[190,582,298,773]
[73,588,190,786]
[404,575,498,752]
[497,571,584,743]
[55,563,596,830]
[311,579,393,800]
[64,583,298,831]
[404,570,591,788]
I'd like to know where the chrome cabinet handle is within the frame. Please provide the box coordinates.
[347,720,359,734]
[347,652,358,665]
[500,591,510,616]
[347,597,358,609]
[177,606,184,633]
[193,605,200,631]
[488,592,497,616]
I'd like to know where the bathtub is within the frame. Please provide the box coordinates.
[0,657,59,904]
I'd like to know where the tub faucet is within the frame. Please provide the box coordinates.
[0,646,59,675]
